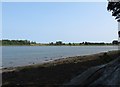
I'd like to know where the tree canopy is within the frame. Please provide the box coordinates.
[107,1,120,22]
[1,40,31,45]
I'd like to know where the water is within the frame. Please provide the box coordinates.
[2,46,118,68]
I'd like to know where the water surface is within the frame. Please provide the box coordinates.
[2,46,118,68]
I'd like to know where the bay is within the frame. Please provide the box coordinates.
[2,46,118,68]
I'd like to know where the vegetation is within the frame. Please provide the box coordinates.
[1,40,32,46]
[112,40,119,45]
[107,1,120,22]
[49,41,113,46]
[107,1,120,44]
[0,39,118,46]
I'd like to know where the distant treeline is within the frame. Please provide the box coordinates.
[1,40,36,45]
[49,41,112,46]
[0,39,119,46]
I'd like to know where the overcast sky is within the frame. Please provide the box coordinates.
[2,2,118,43]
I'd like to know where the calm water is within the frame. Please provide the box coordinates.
[2,46,118,68]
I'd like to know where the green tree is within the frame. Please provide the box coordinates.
[56,41,62,45]
[2,40,31,45]
[68,43,72,45]
[49,42,54,45]
[107,1,120,22]
[107,1,120,44]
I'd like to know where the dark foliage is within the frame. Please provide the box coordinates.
[107,1,120,22]
[1,40,33,45]
[112,40,119,45]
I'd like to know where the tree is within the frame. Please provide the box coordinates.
[107,1,120,44]
[68,43,72,45]
[112,40,118,45]
[119,31,120,38]
[2,40,31,45]
[107,1,120,22]
[56,41,62,45]
[49,42,54,45]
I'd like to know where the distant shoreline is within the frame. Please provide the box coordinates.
[1,45,118,46]
[1,39,119,46]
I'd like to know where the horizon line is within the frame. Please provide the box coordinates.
[1,39,118,43]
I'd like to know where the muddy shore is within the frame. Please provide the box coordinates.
[2,50,120,87]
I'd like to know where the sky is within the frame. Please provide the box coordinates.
[2,2,118,43]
